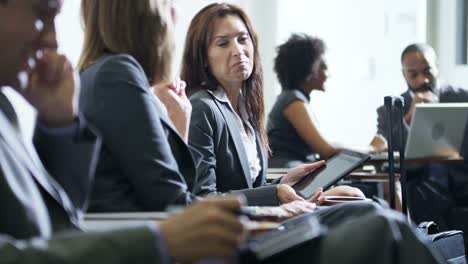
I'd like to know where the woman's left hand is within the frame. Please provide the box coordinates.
[280,160,326,186]
[280,200,317,216]
[153,78,192,141]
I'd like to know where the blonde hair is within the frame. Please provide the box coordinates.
[78,0,173,84]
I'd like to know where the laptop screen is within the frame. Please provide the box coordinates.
[405,103,468,159]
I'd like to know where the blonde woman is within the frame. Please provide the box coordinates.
[78,0,196,212]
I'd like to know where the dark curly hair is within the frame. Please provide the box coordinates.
[274,34,325,90]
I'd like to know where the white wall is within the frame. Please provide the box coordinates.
[433,0,468,88]
[248,0,426,147]
[10,0,428,148]
[56,0,83,66]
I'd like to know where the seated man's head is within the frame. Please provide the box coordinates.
[274,34,327,93]
[0,0,61,89]
[401,43,439,93]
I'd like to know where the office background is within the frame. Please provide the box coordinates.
[7,0,467,148]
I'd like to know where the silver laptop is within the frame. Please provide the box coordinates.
[405,103,468,159]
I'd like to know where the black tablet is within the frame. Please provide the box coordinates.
[292,150,371,199]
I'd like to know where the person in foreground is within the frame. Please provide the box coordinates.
[370,43,468,230]
[182,3,364,206]
[267,34,377,168]
[0,0,246,263]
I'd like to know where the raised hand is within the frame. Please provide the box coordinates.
[23,50,78,127]
[404,91,438,124]
[153,78,192,141]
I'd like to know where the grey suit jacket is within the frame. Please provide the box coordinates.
[80,54,198,212]
[0,94,167,263]
[189,89,279,206]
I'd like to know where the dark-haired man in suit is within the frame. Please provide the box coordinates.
[371,43,468,230]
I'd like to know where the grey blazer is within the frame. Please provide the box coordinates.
[189,89,279,206]
[80,54,198,212]
[0,94,166,263]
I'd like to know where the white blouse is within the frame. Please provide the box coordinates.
[208,88,262,183]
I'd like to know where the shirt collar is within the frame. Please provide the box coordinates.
[207,87,231,105]
[207,87,254,134]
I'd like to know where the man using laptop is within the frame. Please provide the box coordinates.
[370,43,468,230]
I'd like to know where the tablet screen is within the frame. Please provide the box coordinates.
[292,150,370,199]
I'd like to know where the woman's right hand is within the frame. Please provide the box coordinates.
[276,184,304,204]
[153,78,192,141]
[369,134,387,153]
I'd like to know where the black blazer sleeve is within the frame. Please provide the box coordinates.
[33,116,101,212]
[81,55,193,210]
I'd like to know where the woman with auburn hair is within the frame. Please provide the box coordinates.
[78,0,197,212]
[182,3,364,206]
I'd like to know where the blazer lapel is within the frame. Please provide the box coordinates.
[0,112,39,176]
[149,95,198,189]
[254,133,267,186]
[212,99,253,188]
[0,111,77,220]
[150,94,184,140]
